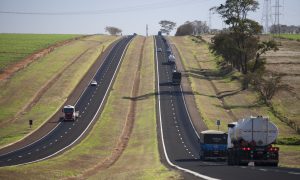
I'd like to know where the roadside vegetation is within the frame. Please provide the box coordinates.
[169,35,300,168]
[0,34,80,72]
[0,36,179,179]
[0,35,118,148]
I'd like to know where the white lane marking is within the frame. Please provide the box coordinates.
[7,159,11,161]
[259,169,267,172]
[85,107,87,110]
[154,37,219,180]
[288,172,300,175]
[13,38,134,167]
[28,152,31,155]
[2,42,117,157]
[50,143,53,145]
[18,156,22,158]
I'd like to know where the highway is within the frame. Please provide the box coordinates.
[0,35,134,167]
[154,35,300,180]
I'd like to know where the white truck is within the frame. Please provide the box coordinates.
[168,54,175,64]
[62,105,79,121]
[227,116,279,166]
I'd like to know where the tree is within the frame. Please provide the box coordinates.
[209,0,278,89]
[175,23,194,36]
[105,26,122,35]
[175,20,209,36]
[159,20,176,35]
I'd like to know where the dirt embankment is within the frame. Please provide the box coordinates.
[70,37,146,179]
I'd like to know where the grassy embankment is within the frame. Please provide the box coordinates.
[169,36,300,168]
[0,35,118,148]
[0,36,179,179]
[0,34,80,71]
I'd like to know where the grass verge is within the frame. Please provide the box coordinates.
[0,36,179,179]
[169,35,300,168]
[0,35,118,148]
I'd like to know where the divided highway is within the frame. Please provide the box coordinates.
[0,35,134,167]
[154,35,300,180]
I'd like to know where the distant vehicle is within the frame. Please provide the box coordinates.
[62,105,79,121]
[90,80,98,86]
[172,70,181,85]
[199,130,227,161]
[227,116,279,166]
[157,48,162,52]
[158,31,162,36]
[166,48,172,55]
[168,54,175,64]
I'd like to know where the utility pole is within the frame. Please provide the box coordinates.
[261,0,272,33]
[146,24,148,37]
[273,0,283,35]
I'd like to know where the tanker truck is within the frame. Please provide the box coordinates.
[227,116,279,166]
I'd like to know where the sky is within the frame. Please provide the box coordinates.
[0,0,299,35]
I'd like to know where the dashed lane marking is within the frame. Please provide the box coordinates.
[288,172,300,175]
[28,152,31,155]
[18,156,22,158]
[259,169,267,172]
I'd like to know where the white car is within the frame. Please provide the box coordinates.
[90,80,98,86]
[157,48,162,52]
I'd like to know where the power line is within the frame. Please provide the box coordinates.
[0,0,203,15]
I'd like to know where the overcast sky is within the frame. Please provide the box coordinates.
[0,0,299,35]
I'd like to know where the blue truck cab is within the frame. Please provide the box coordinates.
[199,130,227,161]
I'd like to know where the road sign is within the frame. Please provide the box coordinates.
[216,120,220,130]
[29,120,33,128]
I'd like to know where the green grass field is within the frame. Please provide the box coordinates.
[0,35,118,148]
[0,34,80,71]
[273,34,300,40]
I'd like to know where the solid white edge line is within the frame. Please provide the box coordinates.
[0,38,121,157]
[154,36,219,180]
[9,36,133,166]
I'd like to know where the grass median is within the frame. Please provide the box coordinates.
[0,36,179,179]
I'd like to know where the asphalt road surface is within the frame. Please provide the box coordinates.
[154,35,300,180]
[0,35,134,167]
